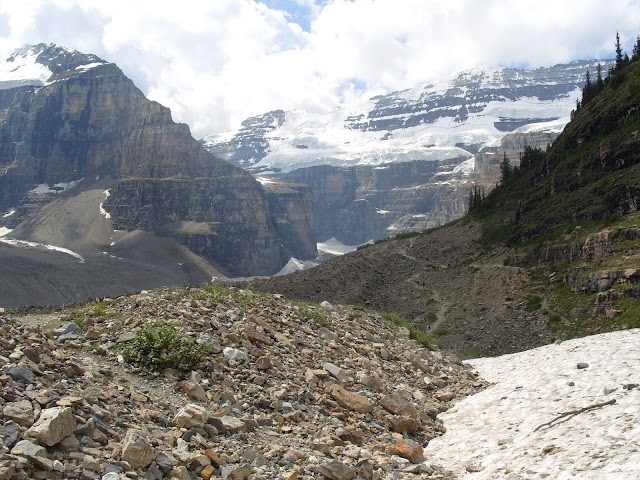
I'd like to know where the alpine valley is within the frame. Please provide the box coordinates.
[0,42,615,307]
[0,36,639,480]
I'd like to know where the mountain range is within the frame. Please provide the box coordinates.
[203,61,608,172]
[204,60,614,244]
[0,42,622,310]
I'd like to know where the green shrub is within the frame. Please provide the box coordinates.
[301,308,332,328]
[433,325,449,336]
[84,301,109,317]
[383,313,434,348]
[120,322,208,371]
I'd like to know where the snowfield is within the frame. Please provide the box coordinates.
[317,237,361,255]
[0,46,52,89]
[203,62,607,174]
[0,238,85,263]
[426,329,640,479]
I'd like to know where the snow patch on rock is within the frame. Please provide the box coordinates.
[0,239,84,263]
[99,190,111,219]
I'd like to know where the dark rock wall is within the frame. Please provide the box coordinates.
[0,55,312,276]
[262,182,317,260]
[282,160,467,244]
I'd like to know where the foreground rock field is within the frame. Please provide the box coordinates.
[0,286,483,479]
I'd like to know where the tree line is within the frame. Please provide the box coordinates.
[573,32,640,116]
[468,145,545,212]
[468,31,639,214]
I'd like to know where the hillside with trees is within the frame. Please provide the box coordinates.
[252,33,640,357]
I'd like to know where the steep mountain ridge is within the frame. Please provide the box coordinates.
[0,44,315,301]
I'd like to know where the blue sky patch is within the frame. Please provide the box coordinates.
[260,0,314,32]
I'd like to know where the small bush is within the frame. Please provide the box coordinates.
[85,301,109,317]
[548,314,563,330]
[120,322,208,371]
[433,325,449,336]
[384,313,434,348]
[301,308,332,328]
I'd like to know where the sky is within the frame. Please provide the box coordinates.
[0,0,638,138]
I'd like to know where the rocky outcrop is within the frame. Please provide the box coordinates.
[103,177,286,275]
[499,131,557,161]
[281,160,468,244]
[0,44,312,276]
[531,229,616,265]
[0,285,483,479]
[261,181,317,259]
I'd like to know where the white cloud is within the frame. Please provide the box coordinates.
[0,0,638,137]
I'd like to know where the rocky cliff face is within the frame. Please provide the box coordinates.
[0,44,313,277]
[260,180,317,259]
[282,159,468,244]
[272,123,561,246]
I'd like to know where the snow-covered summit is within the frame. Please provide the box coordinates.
[203,60,614,174]
[0,43,109,90]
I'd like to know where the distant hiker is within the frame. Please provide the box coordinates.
[427,325,431,333]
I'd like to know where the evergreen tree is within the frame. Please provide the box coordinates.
[499,153,512,184]
[582,70,593,106]
[615,31,624,69]
[571,98,581,120]
[596,63,604,89]
[468,185,484,212]
[633,35,640,62]
[521,145,545,169]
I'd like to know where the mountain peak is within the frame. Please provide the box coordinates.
[1,43,109,90]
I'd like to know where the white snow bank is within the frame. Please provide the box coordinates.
[426,329,640,479]
[0,239,84,263]
[0,227,12,237]
[99,190,111,219]
[453,157,475,175]
[274,257,318,276]
[30,179,82,194]
[75,62,106,71]
[317,237,359,256]
[0,47,52,88]
[2,209,15,218]
[514,116,570,134]
[255,176,276,185]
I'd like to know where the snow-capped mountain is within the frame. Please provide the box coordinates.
[0,43,109,90]
[203,60,613,174]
